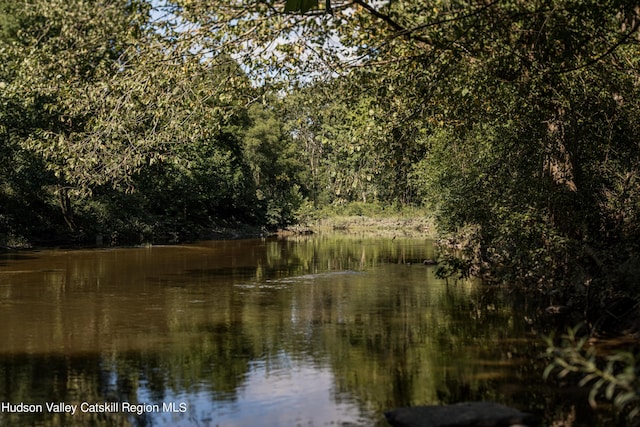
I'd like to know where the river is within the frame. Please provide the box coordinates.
[0,235,615,426]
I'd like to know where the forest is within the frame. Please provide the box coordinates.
[1,0,640,414]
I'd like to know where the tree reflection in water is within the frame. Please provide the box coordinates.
[0,236,616,426]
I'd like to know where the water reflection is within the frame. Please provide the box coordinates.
[0,236,614,426]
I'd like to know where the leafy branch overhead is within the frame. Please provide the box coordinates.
[284,0,319,13]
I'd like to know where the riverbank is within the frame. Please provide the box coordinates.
[283,215,436,238]
[283,204,437,239]
[2,201,437,249]
[1,221,271,251]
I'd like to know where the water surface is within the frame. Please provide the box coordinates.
[0,236,613,426]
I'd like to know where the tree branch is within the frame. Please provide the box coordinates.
[351,0,431,45]
[549,15,640,74]
[350,0,501,47]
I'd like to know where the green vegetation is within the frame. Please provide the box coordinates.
[544,325,640,421]
[0,0,305,245]
[2,0,640,412]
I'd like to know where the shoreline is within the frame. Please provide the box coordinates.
[282,215,437,239]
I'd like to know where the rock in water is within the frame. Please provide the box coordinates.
[384,401,538,427]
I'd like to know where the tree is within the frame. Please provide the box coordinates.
[1,0,259,239]
[242,100,306,227]
[1,0,156,230]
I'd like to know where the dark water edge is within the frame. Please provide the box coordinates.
[0,236,628,426]
[1,219,271,250]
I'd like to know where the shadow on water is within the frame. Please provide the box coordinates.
[0,236,622,426]
[0,251,39,266]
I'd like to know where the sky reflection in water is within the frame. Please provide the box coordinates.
[146,354,368,427]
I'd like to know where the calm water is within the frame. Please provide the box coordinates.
[0,235,614,426]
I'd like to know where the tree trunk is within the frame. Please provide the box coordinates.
[58,186,76,232]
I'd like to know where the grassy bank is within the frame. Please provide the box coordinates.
[285,203,437,238]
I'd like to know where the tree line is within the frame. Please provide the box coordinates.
[0,0,308,244]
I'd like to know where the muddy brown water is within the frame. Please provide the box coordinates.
[0,236,616,426]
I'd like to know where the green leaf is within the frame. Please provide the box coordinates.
[578,373,598,387]
[284,0,319,13]
[605,382,616,400]
[542,363,556,380]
